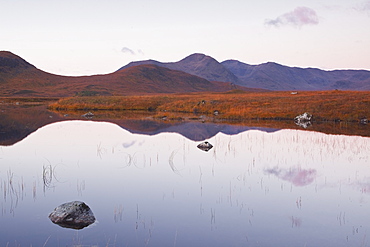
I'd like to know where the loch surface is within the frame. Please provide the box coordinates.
[0,120,369,246]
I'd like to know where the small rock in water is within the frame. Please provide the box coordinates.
[197,141,213,152]
[49,201,96,229]
[360,118,368,125]
[82,112,94,118]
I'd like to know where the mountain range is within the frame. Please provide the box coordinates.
[119,53,240,84]
[120,53,370,91]
[0,52,260,97]
[0,51,255,97]
[0,51,369,97]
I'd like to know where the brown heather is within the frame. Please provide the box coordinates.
[48,90,370,122]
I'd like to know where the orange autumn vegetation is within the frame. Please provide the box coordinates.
[48,90,370,122]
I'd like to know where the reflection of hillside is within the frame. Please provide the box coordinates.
[1,120,369,246]
[0,104,64,145]
[119,120,278,141]
[1,104,369,146]
[0,105,278,145]
[47,108,370,138]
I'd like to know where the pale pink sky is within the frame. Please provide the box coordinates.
[1,0,370,76]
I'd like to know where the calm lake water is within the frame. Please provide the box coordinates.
[1,120,369,246]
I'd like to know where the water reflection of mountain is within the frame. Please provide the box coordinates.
[0,105,65,145]
[121,120,278,141]
[1,120,369,246]
[0,105,278,145]
[1,104,369,146]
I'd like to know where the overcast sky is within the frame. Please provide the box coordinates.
[1,0,370,76]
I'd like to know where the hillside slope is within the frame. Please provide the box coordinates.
[119,53,239,83]
[120,53,370,90]
[2,51,369,94]
[221,60,370,90]
[0,51,256,97]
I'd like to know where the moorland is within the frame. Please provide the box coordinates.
[48,90,369,123]
[0,50,369,137]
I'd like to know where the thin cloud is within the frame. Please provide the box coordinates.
[265,7,319,28]
[121,47,136,55]
[121,47,145,56]
[353,1,370,14]
[137,49,145,55]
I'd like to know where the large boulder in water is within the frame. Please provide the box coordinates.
[49,201,96,229]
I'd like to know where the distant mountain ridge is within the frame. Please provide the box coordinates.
[0,51,258,97]
[221,60,370,90]
[1,51,369,97]
[121,54,370,91]
[119,53,239,84]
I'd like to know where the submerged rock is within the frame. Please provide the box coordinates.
[294,112,312,129]
[49,201,96,230]
[197,141,213,152]
[82,112,94,118]
[360,118,368,125]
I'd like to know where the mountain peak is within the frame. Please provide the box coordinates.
[119,53,239,83]
[260,61,285,68]
[0,51,20,58]
[179,53,223,66]
[0,51,36,72]
[181,53,210,61]
[176,53,238,83]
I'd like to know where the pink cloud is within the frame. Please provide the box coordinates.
[265,7,319,28]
